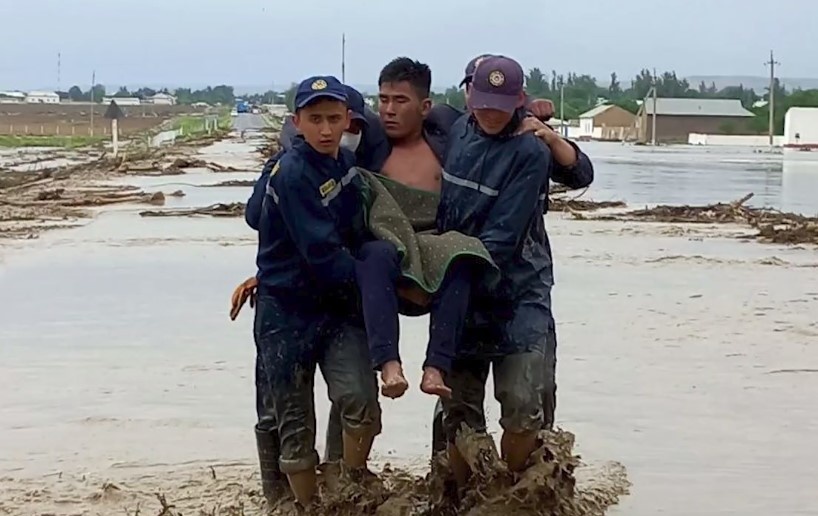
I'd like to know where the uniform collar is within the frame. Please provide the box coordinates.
[292,138,349,170]
[469,108,525,140]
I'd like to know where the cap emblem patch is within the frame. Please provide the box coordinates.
[488,70,505,87]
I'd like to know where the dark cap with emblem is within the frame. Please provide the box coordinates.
[467,55,525,113]
[342,85,369,126]
[459,53,494,88]
[295,75,348,110]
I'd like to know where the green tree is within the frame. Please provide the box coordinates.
[526,68,549,97]
[67,85,83,102]
[609,72,622,98]
[282,83,298,111]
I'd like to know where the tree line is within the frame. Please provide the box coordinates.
[433,68,818,134]
[61,68,818,134]
[60,84,236,106]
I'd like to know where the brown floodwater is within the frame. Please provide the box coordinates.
[1,136,817,515]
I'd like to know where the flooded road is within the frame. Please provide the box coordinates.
[1,136,818,515]
[582,142,818,215]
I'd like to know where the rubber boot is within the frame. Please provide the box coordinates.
[431,399,447,456]
[255,426,287,503]
[324,403,344,462]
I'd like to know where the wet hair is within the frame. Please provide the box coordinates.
[378,57,432,100]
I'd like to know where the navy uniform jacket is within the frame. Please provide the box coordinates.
[279,107,389,171]
[255,139,365,302]
[438,113,553,355]
[246,108,387,231]
[369,103,460,170]
[247,106,452,230]
[435,105,594,198]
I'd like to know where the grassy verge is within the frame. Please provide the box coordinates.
[171,109,231,138]
[0,135,106,149]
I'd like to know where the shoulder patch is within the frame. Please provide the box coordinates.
[319,178,337,197]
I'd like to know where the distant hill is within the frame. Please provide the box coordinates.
[685,76,818,92]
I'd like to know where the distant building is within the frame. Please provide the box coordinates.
[148,93,176,105]
[578,104,637,141]
[637,98,755,143]
[0,91,26,103]
[103,96,141,106]
[25,91,60,104]
[784,107,818,148]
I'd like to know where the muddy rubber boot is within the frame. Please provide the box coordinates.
[324,403,344,462]
[255,426,287,503]
[431,399,447,456]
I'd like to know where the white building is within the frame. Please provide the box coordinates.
[148,93,176,105]
[103,96,142,106]
[0,91,26,103]
[784,107,818,147]
[25,91,60,104]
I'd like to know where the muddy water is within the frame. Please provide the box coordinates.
[582,142,818,215]
[2,138,818,515]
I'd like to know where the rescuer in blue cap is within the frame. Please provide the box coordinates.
[252,74,381,508]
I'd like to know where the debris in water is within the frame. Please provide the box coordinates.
[550,197,626,212]
[139,202,245,218]
[571,193,818,245]
[202,179,256,188]
[548,185,626,212]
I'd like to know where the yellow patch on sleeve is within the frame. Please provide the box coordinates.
[319,178,337,197]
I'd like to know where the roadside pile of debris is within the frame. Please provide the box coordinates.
[565,192,818,245]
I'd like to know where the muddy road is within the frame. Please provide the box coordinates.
[1,137,818,515]
[232,112,271,133]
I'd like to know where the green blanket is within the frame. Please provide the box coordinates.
[358,168,497,294]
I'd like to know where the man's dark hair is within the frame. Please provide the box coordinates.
[378,57,432,99]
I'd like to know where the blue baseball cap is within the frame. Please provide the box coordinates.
[294,75,347,110]
[459,53,494,87]
[342,85,369,126]
[467,55,525,113]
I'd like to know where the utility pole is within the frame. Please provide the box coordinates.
[57,52,61,92]
[559,81,565,137]
[651,68,657,146]
[765,50,780,150]
[90,70,95,136]
[341,33,346,83]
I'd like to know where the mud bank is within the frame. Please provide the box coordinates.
[0,430,628,516]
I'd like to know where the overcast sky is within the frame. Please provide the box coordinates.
[2,0,816,91]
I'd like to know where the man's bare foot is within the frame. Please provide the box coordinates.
[420,367,452,398]
[380,361,409,399]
